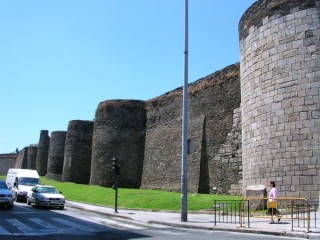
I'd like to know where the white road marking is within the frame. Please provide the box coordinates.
[29,218,58,231]
[0,225,10,235]
[6,218,34,233]
[92,216,147,230]
[51,218,96,232]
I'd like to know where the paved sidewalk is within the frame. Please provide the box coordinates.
[65,201,320,239]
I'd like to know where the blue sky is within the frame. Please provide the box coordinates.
[0,0,256,154]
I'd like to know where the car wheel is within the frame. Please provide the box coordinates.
[27,198,31,205]
[36,199,40,208]
[7,205,13,210]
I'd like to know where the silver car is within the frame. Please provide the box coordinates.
[0,180,14,209]
[27,185,65,209]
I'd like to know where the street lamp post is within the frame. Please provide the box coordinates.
[181,0,188,222]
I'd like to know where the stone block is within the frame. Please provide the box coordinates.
[245,185,267,210]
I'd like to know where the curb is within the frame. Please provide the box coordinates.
[66,201,319,239]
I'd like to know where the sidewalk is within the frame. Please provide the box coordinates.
[65,201,320,239]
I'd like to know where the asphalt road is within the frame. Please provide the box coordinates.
[0,202,303,240]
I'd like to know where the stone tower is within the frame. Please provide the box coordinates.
[46,131,66,181]
[90,100,146,188]
[239,0,320,200]
[35,130,50,176]
[62,120,94,184]
[27,146,38,170]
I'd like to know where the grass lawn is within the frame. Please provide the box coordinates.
[0,175,241,211]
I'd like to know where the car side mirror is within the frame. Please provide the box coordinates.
[60,191,62,194]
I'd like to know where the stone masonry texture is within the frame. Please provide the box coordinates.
[35,130,50,176]
[90,100,146,188]
[46,131,66,181]
[1,0,319,201]
[0,154,16,175]
[141,63,241,194]
[62,120,94,184]
[27,146,38,170]
[239,0,320,200]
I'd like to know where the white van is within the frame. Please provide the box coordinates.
[6,169,41,202]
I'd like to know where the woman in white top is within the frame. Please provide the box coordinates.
[268,180,280,223]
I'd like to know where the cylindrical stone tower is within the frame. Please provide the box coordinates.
[35,130,50,176]
[239,0,320,200]
[27,146,38,170]
[62,120,94,184]
[46,131,66,181]
[90,100,146,188]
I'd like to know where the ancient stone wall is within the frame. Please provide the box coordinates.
[15,147,28,169]
[239,0,320,200]
[141,64,242,194]
[62,120,94,184]
[8,0,319,200]
[90,100,146,188]
[46,131,66,181]
[0,153,17,175]
[27,146,38,170]
[36,130,50,176]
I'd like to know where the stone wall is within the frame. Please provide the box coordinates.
[239,0,320,200]
[0,153,17,175]
[27,146,38,170]
[62,120,94,184]
[36,130,50,176]
[90,100,146,188]
[5,0,319,200]
[46,131,66,181]
[141,63,242,194]
[15,147,28,169]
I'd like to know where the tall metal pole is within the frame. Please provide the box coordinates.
[181,0,188,222]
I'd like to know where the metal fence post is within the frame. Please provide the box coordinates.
[214,200,216,226]
[291,200,293,231]
[247,199,250,228]
[239,200,243,228]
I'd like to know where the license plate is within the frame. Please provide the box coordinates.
[50,200,59,204]
[0,199,5,203]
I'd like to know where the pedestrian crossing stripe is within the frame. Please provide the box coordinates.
[51,218,97,232]
[29,218,58,230]
[0,217,97,235]
[0,225,10,235]
[92,216,147,230]
[6,219,34,233]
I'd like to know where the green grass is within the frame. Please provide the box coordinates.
[0,176,241,211]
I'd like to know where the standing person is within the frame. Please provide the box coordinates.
[268,180,280,224]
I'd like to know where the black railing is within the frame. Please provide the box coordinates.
[212,198,320,232]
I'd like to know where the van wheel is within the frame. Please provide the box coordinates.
[27,198,31,205]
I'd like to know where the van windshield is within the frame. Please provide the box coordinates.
[19,177,40,186]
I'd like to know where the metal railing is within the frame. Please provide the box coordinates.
[213,197,320,232]
[213,199,249,227]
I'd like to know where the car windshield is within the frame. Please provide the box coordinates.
[19,177,40,186]
[0,181,8,189]
[37,187,59,194]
